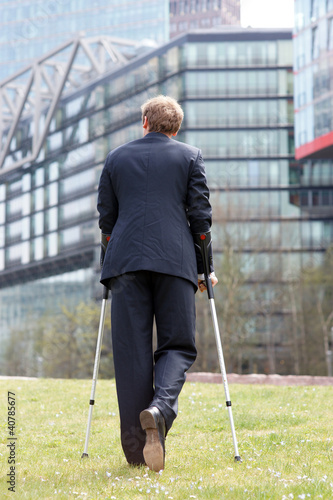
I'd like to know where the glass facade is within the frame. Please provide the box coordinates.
[1,29,333,374]
[292,1,333,352]
[169,0,240,38]
[0,0,169,80]
[294,0,333,159]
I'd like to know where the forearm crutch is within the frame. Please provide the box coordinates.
[194,232,241,462]
[82,285,109,458]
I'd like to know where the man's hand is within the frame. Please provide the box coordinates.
[198,272,218,293]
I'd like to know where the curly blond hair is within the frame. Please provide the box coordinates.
[141,95,184,135]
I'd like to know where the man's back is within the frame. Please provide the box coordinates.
[98,132,211,287]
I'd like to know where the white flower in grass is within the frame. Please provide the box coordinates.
[106,471,111,478]
[63,459,69,462]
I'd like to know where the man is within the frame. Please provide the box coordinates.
[97,95,217,471]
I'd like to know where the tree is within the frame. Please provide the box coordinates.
[3,300,114,379]
[298,246,333,375]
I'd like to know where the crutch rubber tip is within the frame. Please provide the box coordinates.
[81,453,89,458]
[234,455,242,462]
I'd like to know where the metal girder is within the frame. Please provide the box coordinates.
[0,36,138,174]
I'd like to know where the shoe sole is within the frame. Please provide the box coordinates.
[140,410,164,472]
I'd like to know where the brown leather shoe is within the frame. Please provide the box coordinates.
[140,406,166,472]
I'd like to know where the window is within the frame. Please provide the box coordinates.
[267,42,277,65]
[47,132,62,152]
[34,188,44,211]
[7,220,22,241]
[33,212,44,236]
[7,197,22,217]
[0,185,5,201]
[34,168,44,187]
[22,174,31,192]
[60,195,94,223]
[47,233,58,257]
[312,191,320,205]
[22,217,30,240]
[48,162,59,182]
[323,221,333,244]
[61,169,95,197]
[170,1,177,15]
[0,249,5,270]
[33,237,44,261]
[301,191,309,206]
[7,244,21,263]
[170,22,177,33]
[61,226,80,247]
[328,17,333,50]
[322,190,330,205]
[311,0,320,20]
[0,203,5,225]
[312,27,320,59]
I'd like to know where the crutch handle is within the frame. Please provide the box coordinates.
[193,231,214,299]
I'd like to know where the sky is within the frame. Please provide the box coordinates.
[240,0,294,28]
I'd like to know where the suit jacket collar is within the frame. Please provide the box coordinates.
[144,132,172,141]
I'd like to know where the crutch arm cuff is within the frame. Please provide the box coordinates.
[100,232,111,268]
[193,231,214,276]
[101,232,111,252]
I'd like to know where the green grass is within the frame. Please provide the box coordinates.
[1,378,332,499]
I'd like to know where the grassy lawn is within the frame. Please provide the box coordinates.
[0,378,332,499]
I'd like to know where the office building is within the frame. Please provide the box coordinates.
[0,0,169,81]
[292,0,333,290]
[0,1,241,81]
[294,0,333,159]
[169,0,240,37]
[1,28,316,375]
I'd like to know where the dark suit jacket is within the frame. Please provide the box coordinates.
[97,132,212,289]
